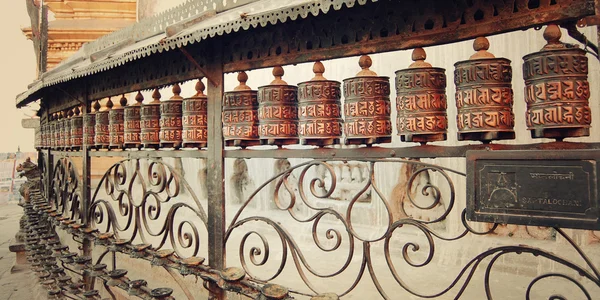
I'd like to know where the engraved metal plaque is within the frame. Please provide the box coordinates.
[467,150,599,230]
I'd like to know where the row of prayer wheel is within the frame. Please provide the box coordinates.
[37,25,592,150]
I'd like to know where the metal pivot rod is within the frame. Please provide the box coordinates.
[206,41,226,300]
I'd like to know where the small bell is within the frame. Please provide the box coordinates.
[159,84,184,149]
[182,79,208,148]
[344,55,392,145]
[522,24,591,140]
[141,89,162,149]
[454,37,515,142]
[297,61,343,146]
[222,72,260,148]
[258,66,299,146]
[124,91,144,148]
[395,48,448,143]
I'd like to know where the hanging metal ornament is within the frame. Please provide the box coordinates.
[454,37,515,142]
[523,24,591,140]
[159,84,183,149]
[141,89,161,149]
[297,61,343,146]
[70,106,83,150]
[396,48,448,143]
[343,55,391,145]
[83,102,96,150]
[182,79,208,148]
[108,95,127,149]
[223,72,260,147]
[124,92,143,149]
[258,66,299,146]
[94,98,110,149]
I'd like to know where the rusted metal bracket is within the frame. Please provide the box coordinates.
[178,47,217,87]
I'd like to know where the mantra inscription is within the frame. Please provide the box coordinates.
[396,67,447,142]
[124,106,141,147]
[467,151,600,230]
[140,104,161,147]
[343,76,391,144]
[182,84,208,148]
[258,84,298,145]
[159,100,183,147]
[95,111,110,147]
[222,90,259,147]
[523,48,591,139]
[297,80,343,145]
[83,114,95,148]
[109,108,125,148]
[70,116,83,149]
[63,117,72,149]
[454,58,515,141]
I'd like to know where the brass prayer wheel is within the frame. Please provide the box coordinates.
[222,72,260,147]
[454,37,515,142]
[396,48,448,143]
[523,25,591,140]
[94,99,110,149]
[141,89,161,149]
[258,66,298,146]
[124,92,143,149]
[343,55,391,145]
[298,61,343,146]
[182,79,208,148]
[64,109,72,149]
[83,107,96,149]
[70,106,83,150]
[109,95,126,149]
[159,84,183,149]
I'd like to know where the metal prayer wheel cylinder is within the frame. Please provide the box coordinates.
[182,80,208,148]
[454,37,515,142]
[53,114,60,149]
[109,96,126,149]
[141,89,161,149]
[63,110,72,149]
[159,84,183,148]
[223,72,260,147]
[297,61,343,146]
[83,111,95,149]
[522,25,591,139]
[57,113,65,149]
[40,123,47,149]
[94,100,110,149]
[343,55,391,145]
[124,92,143,149]
[48,116,54,149]
[396,48,448,143]
[70,107,83,150]
[258,67,299,146]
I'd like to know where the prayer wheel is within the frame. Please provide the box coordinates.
[222,72,260,147]
[63,109,72,149]
[109,95,126,149]
[70,106,83,150]
[159,84,183,149]
[396,48,448,143]
[523,24,591,140]
[40,122,47,149]
[94,99,110,149]
[343,55,391,145]
[258,66,299,146]
[83,106,96,149]
[141,89,161,149]
[49,114,56,149]
[454,37,515,142]
[57,112,65,149]
[182,79,208,148]
[124,92,143,149]
[298,61,343,146]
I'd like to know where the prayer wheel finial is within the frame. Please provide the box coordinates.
[311,61,326,80]
[67,108,74,118]
[74,106,80,116]
[409,48,432,68]
[119,95,128,107]
[93,100,101,112]
[134,92,144,105]
[195,79,205,96]
[270,66,287,85]
[542,24,565,50]
[171,84,183,100]
[106,97,113,110]
[151,88,161,103]
[234,72,251,91]
[470,37,495,59]
[356,55,377,76]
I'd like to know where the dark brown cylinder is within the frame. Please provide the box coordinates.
[454,37,515,142]
[258,67,298,146]
[159,84,183,149]
[124,92,143,149]
[64,109,72,149]
[182,80,208,148]
[522,25,591,140]
[57,112,65,149]
[70,106,83,150]
[109,96,126,149]
[223,72,260,148]
[344,55,391,145]
[94,100,110,149]
[297,61,343,146]
[396,48,448,143]
[83,110,96,150]
[141,89,161,149]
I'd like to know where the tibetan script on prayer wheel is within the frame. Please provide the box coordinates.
[522,25,591,140]
[124,92,143,149]
[109,96,126,149]
[223,72,260,148]
[63,109,72,149]
[258,66,299,146]
[94,99,110,149]
[182,80,208,148]
[343,55,391,145]
[396,48,448,143]
[57,112,65,149]
[298,61,343,146]
[70,106,83,150]
[83,109,95,150]
[49,114,56,149]
[454,37,515,142]
[159,84,183,149]
[141,89,161,149]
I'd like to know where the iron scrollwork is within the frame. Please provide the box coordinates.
[89,158,208,258]
[226,159,600,299]
[50,157,83,223]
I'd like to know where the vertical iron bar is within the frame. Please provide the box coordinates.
[206,43,226,300]
[46,148,52,203]
[82,83,93,289]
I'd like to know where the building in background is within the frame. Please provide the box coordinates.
[0,150,37,203]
